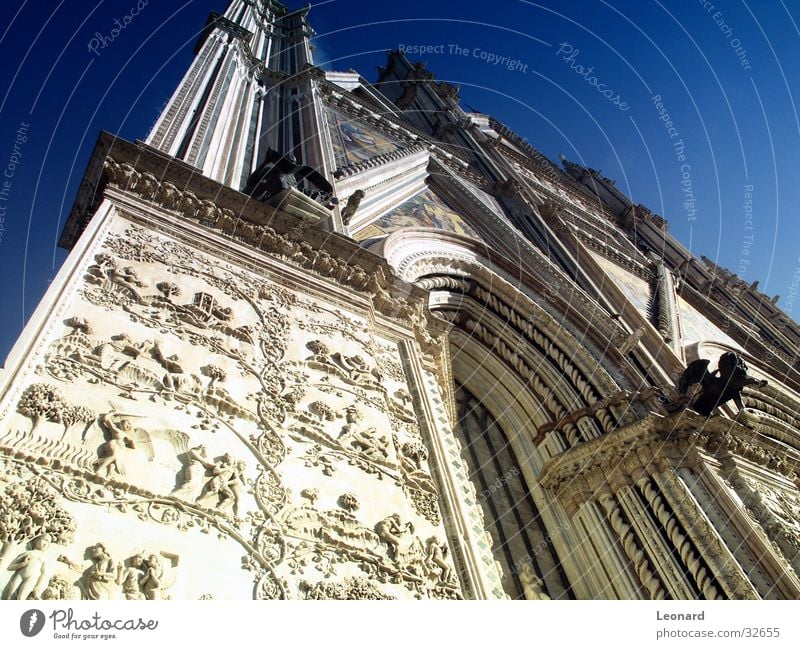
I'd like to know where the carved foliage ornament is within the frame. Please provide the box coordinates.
[3,224,458,599]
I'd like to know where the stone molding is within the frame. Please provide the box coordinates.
[539,410,800,509]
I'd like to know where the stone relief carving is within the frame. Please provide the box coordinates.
[117,553,148,600]
[375,513,414,560]
[196,454,247,517]
[300,576,393,600]
[99,161,446,343]
[41,575,78,600]
[280,498,459,599]
[304,340,383,389]
[0,473,76,600]
[734,475,800,571]
[339,406,390,463]
[17,383,70,434]
[0,222,459,600]
[0,460,262,599]
[397,439,441,525]
[93,410,187,479]
[58,545,179,601]
[3,534,56,601]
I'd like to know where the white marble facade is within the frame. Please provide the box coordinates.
[0,207,494,600]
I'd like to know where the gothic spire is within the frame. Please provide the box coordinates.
[146,0,315,188]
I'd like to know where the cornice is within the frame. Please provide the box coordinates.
[539,410,800,499]
[490,131,619,221]
[58,133,448,361]
[572,228,655,282]
[332,144,427,180]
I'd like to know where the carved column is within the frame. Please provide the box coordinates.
[652,468,757,599]
[596,490,668,599]
[636,475,721,599]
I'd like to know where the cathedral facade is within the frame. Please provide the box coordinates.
[1,0,799,600]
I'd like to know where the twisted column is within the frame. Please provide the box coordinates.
[597,492,668,599]
[637,476,721,599]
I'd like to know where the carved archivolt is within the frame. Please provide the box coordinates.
[385,243,627,396]
[390,249,638,448]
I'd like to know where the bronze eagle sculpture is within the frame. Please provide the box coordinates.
[676,351,767,416]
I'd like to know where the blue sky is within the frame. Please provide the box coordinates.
[1,0,799,361]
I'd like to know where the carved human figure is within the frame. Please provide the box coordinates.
[339,408,389,461]
[139,552,178,600]
[84,543,117,600]
[424,537,451,584]
[3,534,53,600]
[173,445,210,500]
[225,460,247,517]
[140,554,163,600]
[198,454,245,515]
[94,413,136,477]
[375,514,413,560]
[80,333,133,371]
[399,442,437,494]
[519,562,550,600]
[110,266,145,294]
[117,554,146,600]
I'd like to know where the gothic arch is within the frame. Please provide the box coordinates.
[377,229,665,599]
[379,230,653,444]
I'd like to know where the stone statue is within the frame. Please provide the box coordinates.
[676,351,767,416]
[519,562,550,600]
[117,553,146,600]
[340,189,365,226]
[375,514,413,559]
[245,148,333,205]
[619,326,645,355]
[3,534,54,600]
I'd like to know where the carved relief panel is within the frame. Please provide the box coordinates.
[0,215,461,600]
[729,470,800,578]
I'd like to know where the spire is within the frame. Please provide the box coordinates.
[145,1,316,188]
